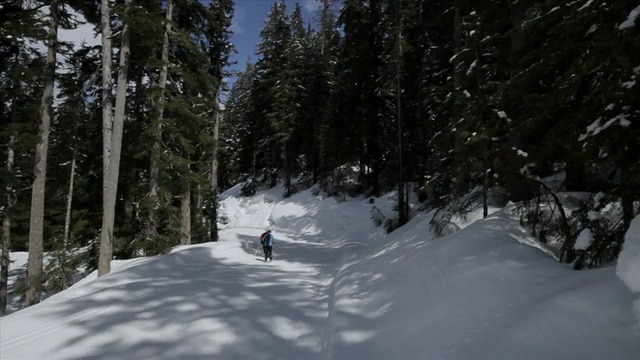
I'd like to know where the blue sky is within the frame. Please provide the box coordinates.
[227,0,323,75]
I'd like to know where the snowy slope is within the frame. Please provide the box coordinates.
[1,187,639,360]
[328,210,640,360]
[618,215,640,338]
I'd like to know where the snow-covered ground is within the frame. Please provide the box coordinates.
[617,215,640,338]
[3,252,29,313]
[1,185,639,359]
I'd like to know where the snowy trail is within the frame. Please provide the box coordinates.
[224,227,351,360]
[4,186,638,360]
[0,226,351,360]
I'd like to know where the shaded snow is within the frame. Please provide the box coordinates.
[578,0,595,12]
[328,208,639,360]
[620,6,640,30]
[512,147,528,157]
[466,60,477,76]
[2,187,639,359]
[579,115,631,141]
[5,252,29,313]
[575,228,593,250]
[618,215,640,338]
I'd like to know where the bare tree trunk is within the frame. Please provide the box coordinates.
[63,147,77,249]
[621,170,635,233]
[452,0,463,119]
[283,142,291,197]
[147,144,159,240]
[55,145,77,291]
[211,110,219,193]
[396,0,407,227]
[99,0,132,276]
[1,134,15,314]
[99,0,113,273]
[194,183,203,242]
[482,180,489,218]
[472,23,489,220]
[208,110,220,242]
[147,0,173,240]
[26,1,58,305]
[102,0,113,185]
[270,145,278,188]
[180,183,191,245]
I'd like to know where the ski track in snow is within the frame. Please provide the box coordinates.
[224,225,360,360]
[2,293,143,352]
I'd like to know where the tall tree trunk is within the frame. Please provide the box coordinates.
[180,182,191,245]
[56,144,77,291]
[621,169,635,233]
[472,24,489,220]
[147,0,172,240]
[452,0,463,118]
[99,0,132,276]
[1,134,15,314]
[194,183,203,242]
[61,146,77,289]
[315,0,334,186]
[99,0,113,272]
[283,142,291,197]
[209,110,220,242]
[270,145,278,188]
[26,1,58,305]
[396,0,407,226]
[415,1,426,181]
[367,0,381,197]
[102,0,113,186]
[211,111,219,195]
[482,178,489,218]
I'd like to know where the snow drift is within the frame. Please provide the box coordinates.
[1,186,639,360]
[617,215,640,338]
[329,209,640,359]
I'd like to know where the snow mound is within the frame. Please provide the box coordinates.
[329,209,640,359]
[617,215,640,338]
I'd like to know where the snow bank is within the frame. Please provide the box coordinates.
[330,208,640,359]
[617,215,640,338]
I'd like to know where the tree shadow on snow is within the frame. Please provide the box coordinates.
[37,244,337,360]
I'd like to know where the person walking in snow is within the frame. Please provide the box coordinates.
[260,230,275,262]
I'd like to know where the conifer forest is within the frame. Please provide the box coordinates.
[1,0,639,313]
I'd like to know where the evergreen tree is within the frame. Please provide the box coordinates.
[308,0,340,185]
[46,44,101,291]
[0,0,47,313]
[200,0,234,242]
[215,0,638,268]
[26,0,61,305]
[334,0,386,196]
[99,0,133,276]
[256,1,292,190]
[222,61,259,187]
